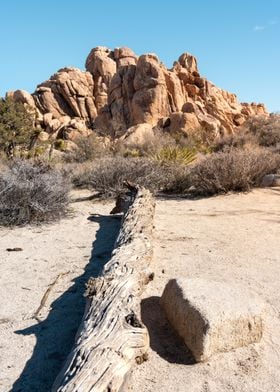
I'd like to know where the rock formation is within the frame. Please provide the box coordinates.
[7,46,267,143]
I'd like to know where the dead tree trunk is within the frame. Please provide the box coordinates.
[52,187,155,392]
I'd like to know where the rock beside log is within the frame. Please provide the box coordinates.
[160,278,265,362]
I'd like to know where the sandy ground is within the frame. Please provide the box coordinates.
[0,191,117,392]
[0,188,279,392]
[130,187,280,392]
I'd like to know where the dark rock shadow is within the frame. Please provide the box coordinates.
[12,213,122,392]
[141,296,195,365]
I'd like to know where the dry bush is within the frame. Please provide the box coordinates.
[244,115,280,147]
[64,134,109,162]
[70,157,183,197]
[111,129,178,157]
[188,148,280,196]
[213,132,258,152]
[0,160,70,226]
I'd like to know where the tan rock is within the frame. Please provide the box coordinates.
[164,71,185,112]
[185,84,200,98]
[177,52,198,74]
[168,112,200,135]
[7,46,268,142]
[37,131,49,142]
[34,68,97,122]
[120,123,154,147]
[114,47,137,66]
[132,54,170,126]
[233,113,246,126]
[161,278,265,362]
[85,46,116,85]
[8,90,35,108]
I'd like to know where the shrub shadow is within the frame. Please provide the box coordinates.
[141,296,195,365]
[12,213,121,392]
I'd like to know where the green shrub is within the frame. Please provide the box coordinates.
[0,97,40,157]
[0,160,70,226]
[151,146,197,165]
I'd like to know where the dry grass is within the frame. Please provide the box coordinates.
[0,160,70,226]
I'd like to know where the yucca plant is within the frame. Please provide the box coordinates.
[151,146,197,166]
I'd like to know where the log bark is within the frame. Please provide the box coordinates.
[52,187,155,392]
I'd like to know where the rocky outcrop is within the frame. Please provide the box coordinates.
[8,46,268,142]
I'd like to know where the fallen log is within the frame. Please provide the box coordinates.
[52,187,155,392]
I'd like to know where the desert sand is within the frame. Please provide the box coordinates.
[130,187,280,392]
[0,192,117,392]
[0,188,280,392]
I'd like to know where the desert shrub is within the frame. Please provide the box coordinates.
[0,160,70,226]
[0,97,41,158]
[244,115,280,147]
[151,146,197,165]
[64,134,109,162]
[188,149,280,196]
[111,129,177,158]
[70,157,181,197]
[213,132,258,152]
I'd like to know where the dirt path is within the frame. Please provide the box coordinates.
[0,192,117,392]
[130,188,280,392]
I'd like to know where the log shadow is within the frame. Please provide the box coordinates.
[12,214,121,392]
[141,296,195,365]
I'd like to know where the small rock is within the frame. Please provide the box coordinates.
[261,174,280,188]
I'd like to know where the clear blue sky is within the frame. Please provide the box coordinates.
[1,0,279,112]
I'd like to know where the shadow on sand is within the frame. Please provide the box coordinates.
[141,296,195,365]
[12,214,121,392]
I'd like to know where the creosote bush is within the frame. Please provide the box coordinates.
[0,160,70,226]
[188,149,280,196]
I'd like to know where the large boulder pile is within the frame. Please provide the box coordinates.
[7,46,267,142]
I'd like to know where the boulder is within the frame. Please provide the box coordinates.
[160,278,265,362]
[120,123,154,147]
[37,131,49,142]
[7,89,35,108]
[33,67,96,121]
[132,54,170,126]
[261,174,280,187]
[167,112,200,135]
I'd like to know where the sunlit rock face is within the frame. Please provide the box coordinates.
[8,46,267,141]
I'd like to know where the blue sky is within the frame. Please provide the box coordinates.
[0,0,279,111]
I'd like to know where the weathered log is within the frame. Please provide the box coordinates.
[52,187,155,392]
